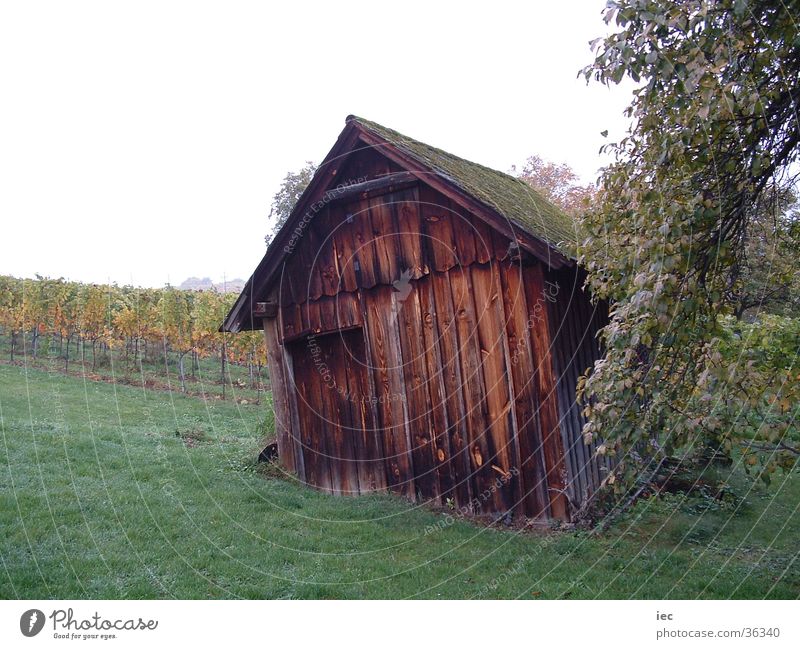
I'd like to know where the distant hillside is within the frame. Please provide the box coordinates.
[179,277,245,293]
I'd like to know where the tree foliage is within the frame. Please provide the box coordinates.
[579,0,799,493]
[514,155,595,215]
[265,161,317,246]
[0,275,266,393]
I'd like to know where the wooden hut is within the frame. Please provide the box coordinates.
[222,116,608,522]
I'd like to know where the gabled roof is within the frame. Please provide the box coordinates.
[222,116,578,332]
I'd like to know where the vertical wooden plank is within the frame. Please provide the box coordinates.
[449,200,477,267]
[419,184,458,272]
[316,335,344,496]
[356,288,389,493]
[417,274,456,501]
[280,303,303,341]
[349,197,379,289]
[429,271,473,510]
[369,193,402,285]
[327,334,361,495]
[289,338,333,493]
[362,286,415,499]
[392,186,427,279]
[305,216,326,301]
[334,291,362,329]
[498,262,549,518]
[490,259,529,516]
[490,227,516,261]
[304,300,321,335]
[470,214,494,265]
[330,203,359,293]
[276,264,295,307]
[263,318,295,474]
[396,280,439,503]
[524,262,570,520]
[285,249,307,305]
[342,329,386,492]
[315,207,343,297]
[470,263,515,514]
[317,296,338,332]
[293,216,322,303]
[448,267,497,512]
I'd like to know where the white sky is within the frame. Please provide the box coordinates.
[0,0,631,288]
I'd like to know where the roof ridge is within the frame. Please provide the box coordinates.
[351,115,525,182]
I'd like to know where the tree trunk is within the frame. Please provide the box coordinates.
[221,342,226,400]
[64,335,70,372]
[178,351,186,393]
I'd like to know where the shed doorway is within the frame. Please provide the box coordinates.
[287,327,384,496]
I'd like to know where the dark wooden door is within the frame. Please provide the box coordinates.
[288,327,383,496]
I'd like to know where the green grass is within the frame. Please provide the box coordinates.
[1,362,798,599]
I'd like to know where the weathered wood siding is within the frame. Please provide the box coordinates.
[264,147,606,520]
[545,267,610,509]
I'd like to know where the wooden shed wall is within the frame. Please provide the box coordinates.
[545,267,610,509]
[262,149,605,520]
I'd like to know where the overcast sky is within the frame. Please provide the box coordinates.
[0,0,631,288]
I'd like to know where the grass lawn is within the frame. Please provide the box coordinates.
[1,362,797,599]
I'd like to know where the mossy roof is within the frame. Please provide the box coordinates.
[350,116,578,257]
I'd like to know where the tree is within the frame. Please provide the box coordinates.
[158,287,195,392]
[578,0,799,498]
[514,155,595,215]
[0,276,24,362]
[265,161,317,246]
[78,284,110,370]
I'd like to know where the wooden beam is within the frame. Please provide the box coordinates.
[321,171,417,204]
[263,318,296,475]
